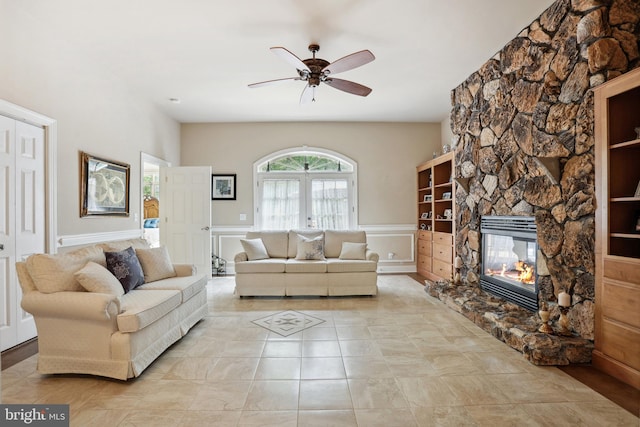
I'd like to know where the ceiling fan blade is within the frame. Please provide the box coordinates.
[322,50,375,75]
[300,84,315,104]
[248,77,301,88]
[270,47,310,72]
[323,78,372,97]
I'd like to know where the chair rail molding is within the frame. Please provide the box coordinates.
[57,229,143,249]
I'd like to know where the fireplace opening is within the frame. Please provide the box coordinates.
[480,216,538,311]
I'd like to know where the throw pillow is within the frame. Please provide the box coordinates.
[240,238,270,260]
[25,245,106,293]
[295,235,325,260]
[74,261,124,297]
[105,246,145,293]
[339,242,367,260]
[135,246,177,282]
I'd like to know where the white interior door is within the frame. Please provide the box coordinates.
[0,117,43,351]
[0,115,17,351]
[160,166,212,277]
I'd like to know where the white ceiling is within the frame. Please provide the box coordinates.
[17,0,555,123]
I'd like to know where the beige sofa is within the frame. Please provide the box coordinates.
[234,230,379,296]
[16,238,208,380]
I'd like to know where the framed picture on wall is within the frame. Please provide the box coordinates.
[80,151,130,217]
[212,174,236,200]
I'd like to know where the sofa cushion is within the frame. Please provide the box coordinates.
[285,259,328,273]
[105,247,145,293]
[326,259,378,273]
[295,235,325,260]
[26,245,106,293]
[325,230,367,258]
[99,238,150,252]
[74,261,125,296]
[246,231,289,258]
[137,274,207,303]
[339,242,367,260]
[288,230,324,258]
[235,258,287,274]
[135,246,177,282]
[117,289,181,332]
[240,238,270,260]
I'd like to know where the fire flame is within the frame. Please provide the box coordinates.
[514,261,535,284]
[486,260,535,284]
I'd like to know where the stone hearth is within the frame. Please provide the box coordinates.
[424,279,593,365]
[447,0,639,359]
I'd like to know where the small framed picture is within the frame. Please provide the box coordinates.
[420,212,429,219]
[423,194,432,202]
[442,192,452,200]
[80,152,130,217]
[212,174,236,200]
[443,208,453,219]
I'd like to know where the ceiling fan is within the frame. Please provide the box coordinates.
[248,44,375,104]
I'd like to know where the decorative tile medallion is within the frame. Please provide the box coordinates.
[252,310,325,337]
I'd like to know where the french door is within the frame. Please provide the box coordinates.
[257,173,354,230]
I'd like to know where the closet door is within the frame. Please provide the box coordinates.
[0,117,44,351]
[0,115,17,351]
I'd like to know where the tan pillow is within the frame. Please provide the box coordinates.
[339,242,367,260]
[240,238,270,261]
[99,238,150,252]
[26,245,105,293]
[295,235,325,260]
[74,261,124,296]
[135,246,177,282]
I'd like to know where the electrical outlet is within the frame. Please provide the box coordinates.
[239,213,247,221]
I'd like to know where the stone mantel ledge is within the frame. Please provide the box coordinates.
[424,280,594,366]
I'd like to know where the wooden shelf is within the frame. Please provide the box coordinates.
[610,138,640,150]
[610,233,640,239]
[610,197,640,202]
[417,151,455,280]
[594,67,640,390]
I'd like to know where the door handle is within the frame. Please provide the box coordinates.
[201,226,210,231]
[0,243,3,251]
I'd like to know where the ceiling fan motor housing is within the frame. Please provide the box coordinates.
[300,58,330,87]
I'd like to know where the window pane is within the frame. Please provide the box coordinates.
[258,153,353,172]
[311,179,349,230]
[261,179,300,230]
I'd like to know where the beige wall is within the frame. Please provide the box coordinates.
[1,3,181,238]
[181,122,441,226]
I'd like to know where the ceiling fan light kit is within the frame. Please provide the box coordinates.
[249,44,375,104]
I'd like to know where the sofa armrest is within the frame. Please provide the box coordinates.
[234,252,248,263]
[21,291,121,321]
[366,250,379,263]
[173,263,197,277]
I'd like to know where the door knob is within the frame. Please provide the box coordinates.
[0,243,3,251]
[201,226,210,231]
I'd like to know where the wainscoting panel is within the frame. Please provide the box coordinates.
[213,225,417,275]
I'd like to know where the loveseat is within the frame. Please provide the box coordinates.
[16,238,208,380]
[234,230,379,296]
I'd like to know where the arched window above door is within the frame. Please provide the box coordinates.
[254,147,358,230]
[257,150,354,172]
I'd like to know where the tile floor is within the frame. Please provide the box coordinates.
[2,275,638,426]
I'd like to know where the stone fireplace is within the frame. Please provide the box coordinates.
[424,0,639,365]
[480,216,538,311]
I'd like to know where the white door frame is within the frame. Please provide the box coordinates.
[140,152,170,228]
[0,100,57,254]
